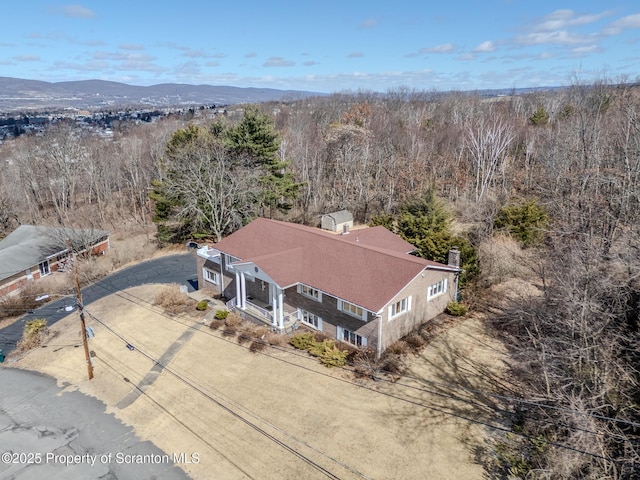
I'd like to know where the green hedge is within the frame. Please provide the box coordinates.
[290,333,348,367]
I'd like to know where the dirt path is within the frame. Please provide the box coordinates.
[9,285,508,479]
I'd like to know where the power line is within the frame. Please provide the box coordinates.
[90,351,257,480]
[80,276,640,441]
[84,310,344,480]
[59,274,638,466]
[82,307,630,469]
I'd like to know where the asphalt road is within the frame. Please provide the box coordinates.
[0,253,197,356]
[0,368,190,479]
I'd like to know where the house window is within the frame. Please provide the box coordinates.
[338,327,367,347]
[339,300,366,320]
[203,268,219,285]
[38,260,50,277]
[298,284,322,302]
[225,254,240,271]
[428,279,448,300]
[299,309,322,330]
[389,296,411,319]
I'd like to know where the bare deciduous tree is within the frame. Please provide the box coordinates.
[466,115,515,202]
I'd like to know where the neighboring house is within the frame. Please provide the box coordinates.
[0,225,109,298]
[321,210,353,233]
[196,218,460,358]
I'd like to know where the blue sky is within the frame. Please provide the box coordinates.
[1,1,639,93]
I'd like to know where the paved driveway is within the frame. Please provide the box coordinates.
[0,253,197,356]
[0,368,190,479]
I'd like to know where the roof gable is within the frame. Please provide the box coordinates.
[214,218,449,312]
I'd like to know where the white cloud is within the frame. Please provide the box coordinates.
[359,18,378,29]
[513,9,610,46]
[603,14,640,35]
[92,52,156,62]
[51,5,96,19]
[263,57,295,67]
[473,41,495,52]
[13,55,41,62]
[535,9,609,31]
[29,31,67,40]
[119,44,144,51]
[515,30,593,46]
[457,53,476,61]
[568,45,603,57]
[170,61,201,77]
[116,60,164,73]
[182,49,207,58]
[83,40,105,47]
[421,43,455,54]
[539,51,556,60]
[50,59,110,72]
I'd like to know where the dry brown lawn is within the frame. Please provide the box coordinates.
[11,284,509,480]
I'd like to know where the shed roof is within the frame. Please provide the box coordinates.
[322,210,353,223]
[214,218,453,313]
[0,225,108,283]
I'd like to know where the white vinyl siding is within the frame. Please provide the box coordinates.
[337,327,367,347]
[427,278,447,300]
[298,308,322,330]
[298,284,322,302]
[339,299,366,321]
[388,296,411,319]
[203,268,219,285]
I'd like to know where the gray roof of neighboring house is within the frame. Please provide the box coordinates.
[322,210,353,223]
[0,225,108,283]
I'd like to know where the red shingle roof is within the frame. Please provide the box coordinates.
[214,218,450,312]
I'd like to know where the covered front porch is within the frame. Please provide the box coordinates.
[227,263,299,333]
[226,296,299,333]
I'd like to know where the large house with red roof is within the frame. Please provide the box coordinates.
[196,218,460,358]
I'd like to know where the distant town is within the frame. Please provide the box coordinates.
[0,104,226,141]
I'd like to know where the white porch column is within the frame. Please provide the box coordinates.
[235,271,241,307]
[278,289,284,329]
[240,273,247,309]
[271,291,278,326]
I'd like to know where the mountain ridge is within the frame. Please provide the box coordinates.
[0,76,322,111]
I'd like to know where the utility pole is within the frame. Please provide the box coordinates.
[74,263,94,380]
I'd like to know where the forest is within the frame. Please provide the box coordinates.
[1,77,639,478]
